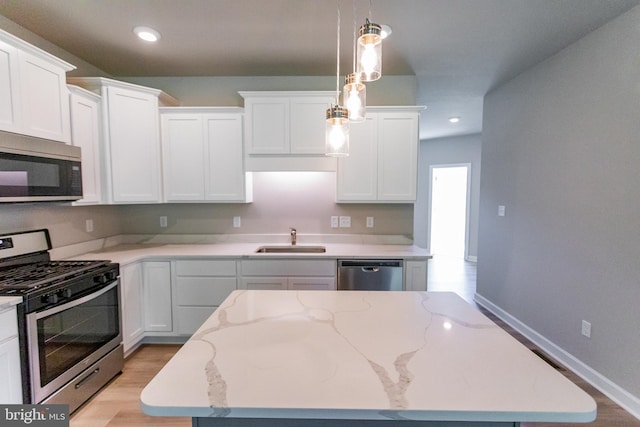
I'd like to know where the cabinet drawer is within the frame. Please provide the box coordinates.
[240,260,335,276]
[175,277,237,306]
[175,260,237,276]
[0,307,18,343]
[176,307,218,335]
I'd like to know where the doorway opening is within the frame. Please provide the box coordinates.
[429,164,470,259]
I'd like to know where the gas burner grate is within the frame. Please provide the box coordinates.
[0,260,109,290]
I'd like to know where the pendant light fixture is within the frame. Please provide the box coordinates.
[326,0,350,157]
[343,0,366,122]
[356,1,382,82]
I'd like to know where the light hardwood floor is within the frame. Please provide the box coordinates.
[70,255,640,426]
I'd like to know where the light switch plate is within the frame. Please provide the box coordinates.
[498,205,506,217]
[331,216,339,228]
[339,216,351,228]
[233,216,241,228]
[85,219,94,233]
[159,216,168,228]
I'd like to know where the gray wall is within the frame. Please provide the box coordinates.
[414,134,481,258]
[478,4,640,401]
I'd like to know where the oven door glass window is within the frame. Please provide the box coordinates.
[35,285,120,387]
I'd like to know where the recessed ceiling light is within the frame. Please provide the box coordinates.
[380,24,392,39]
[134,26,161,42]
[448,117,461,123]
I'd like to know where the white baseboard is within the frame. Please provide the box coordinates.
[474,293,640,421]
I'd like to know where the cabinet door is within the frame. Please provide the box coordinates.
[288,277,336,290]
[289,96,333,154]
[404,260,427,291]
[18,51,71,143]
[161,113,205,201]
[143,262,172,332]
[70,89,102,204]
[0,337,22,403]
[244,97,289,154]
[239,277,287,290]
[121,263,144,352]
[204,113,246,201]
[336,115,377,201]
[0,39,21,133]
[106,86,161,203]
[377,112,418,201]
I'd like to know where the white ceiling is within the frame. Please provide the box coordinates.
[1,0,638,140]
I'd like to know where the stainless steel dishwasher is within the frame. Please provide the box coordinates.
[337,260,403,291]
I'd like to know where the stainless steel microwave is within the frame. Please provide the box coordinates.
[0,133,82,202]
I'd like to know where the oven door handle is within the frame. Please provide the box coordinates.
[32,280,119,320]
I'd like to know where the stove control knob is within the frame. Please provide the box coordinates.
[42,293,59,304]
[94,274,108,284]
[106,271,118,281]
[60,288,72,299]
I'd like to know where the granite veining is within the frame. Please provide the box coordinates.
[141,291,596,423]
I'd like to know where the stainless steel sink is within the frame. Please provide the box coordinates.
[255,245,326,253]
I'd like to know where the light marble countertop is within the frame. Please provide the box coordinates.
[0,296,22,310]
[141,291,596,423]
[66,242,430,266]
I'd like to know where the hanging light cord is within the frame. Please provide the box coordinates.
[352,0,357,73]
[335,0,341,105]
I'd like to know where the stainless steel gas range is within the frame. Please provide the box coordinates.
[0,229,123,413]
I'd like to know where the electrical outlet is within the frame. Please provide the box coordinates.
[339,216,351,228]
[331,216,339,228]
[366,216,374,228]
[85,219,94,233]
[581,320,591,338]
[233,216,241,228]
[498,205,506,217]
[160,216,168,228]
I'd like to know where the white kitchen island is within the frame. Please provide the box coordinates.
[141,291,596,426]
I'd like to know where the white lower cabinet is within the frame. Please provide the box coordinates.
[239,259,336,291]
[143,262,172,333]
[404,260,428,291]
[174,260,238,335]
[120,263,144,353]
[0,306,21,403]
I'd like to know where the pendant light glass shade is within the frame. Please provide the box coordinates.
[325,105,350,157]
[343,73,366,122]
[357,19,382,82]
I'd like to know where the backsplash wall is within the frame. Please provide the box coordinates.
[0,173,413,249]
[119,172,414,237]
[0,204,124,247]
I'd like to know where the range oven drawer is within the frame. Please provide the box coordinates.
[42,344,123,414]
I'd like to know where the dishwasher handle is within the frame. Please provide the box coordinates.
[338,260,403,268]
[361,267,380,273]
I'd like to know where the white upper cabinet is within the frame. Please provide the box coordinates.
[240,91,334,155]
[68,85,102,205]
[67,77,178,204]
[0,37,20,133]
[337,107,422,203]
[160,107,252,203]
[0,29,74,143]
